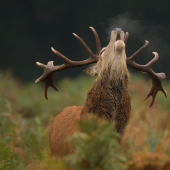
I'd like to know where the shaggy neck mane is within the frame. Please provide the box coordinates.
[81,49,131,134]
[108,51,127,85]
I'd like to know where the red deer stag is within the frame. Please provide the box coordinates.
[35,27,167,157]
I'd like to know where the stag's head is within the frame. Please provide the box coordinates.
[84,28,127,79]
[102,28,126,60]
[35,27,166,107]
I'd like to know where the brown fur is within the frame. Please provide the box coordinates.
[81,66,131,135]
[49,30,131,157]
[49,106,82,157]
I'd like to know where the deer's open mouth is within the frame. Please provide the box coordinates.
[116,33,121,41]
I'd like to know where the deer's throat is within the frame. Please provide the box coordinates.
[81,64,131,133]
[101,51,127,84]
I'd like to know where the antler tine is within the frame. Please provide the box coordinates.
[44,72,59,100]
[124,32,129,44]
[51,47,72,64]
[89,26,101,55]
[36,62,46,69]
[143,52,167,107]
[128,40,149,61]
[145,51,159,68]
[36,29,100,99]
[35,61,60,99]
[127,43,167,107]
[73,33,97,58]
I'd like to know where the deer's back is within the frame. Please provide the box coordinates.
[49,106,82,157]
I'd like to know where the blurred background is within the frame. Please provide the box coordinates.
[1,0,170,82]
[1,1,170,169]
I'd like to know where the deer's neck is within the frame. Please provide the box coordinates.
[81,56,131,134]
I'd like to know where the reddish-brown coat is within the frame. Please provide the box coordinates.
[49,106,82,156]
[49,30,131,157]
[36,28,166,157]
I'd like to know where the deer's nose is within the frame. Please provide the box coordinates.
[115,28,122,34]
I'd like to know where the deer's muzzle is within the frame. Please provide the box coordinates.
[115,40,125,51]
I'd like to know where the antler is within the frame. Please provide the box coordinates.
[126,41,167,107]
[124,32,129,44]
[35,27,100,99]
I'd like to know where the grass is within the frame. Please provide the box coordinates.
[0,70,169,170]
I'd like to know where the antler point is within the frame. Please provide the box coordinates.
[35,79,41,84]
[164,90,167,98]
[73,33,79,38]
[47,61,54,66]
[36,62,41,66]
[152,52,159,60]
[143,96,149,102]
[152,52,157,55]
[36,62,45,69]
[143,94,154,108]
[51,47,55,52]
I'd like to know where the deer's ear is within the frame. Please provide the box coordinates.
[83,65,98,77]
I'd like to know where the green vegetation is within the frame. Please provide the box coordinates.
[65,119,127,170]
[0,71,170,170]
